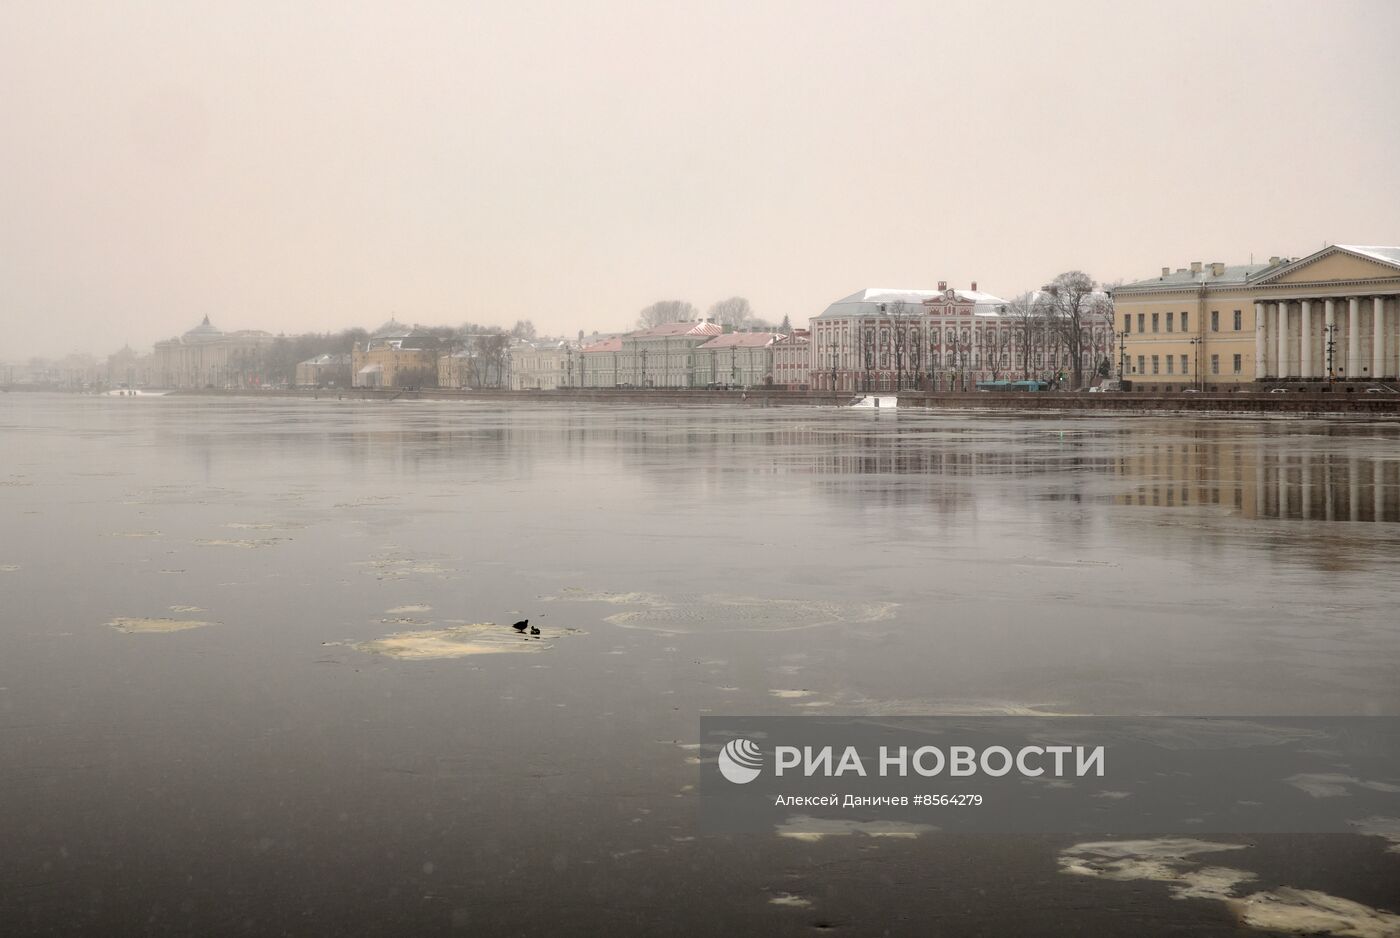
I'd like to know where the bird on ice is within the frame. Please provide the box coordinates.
[529,625,540,635]
[511,619,529,633]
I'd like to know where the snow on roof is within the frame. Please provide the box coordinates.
[814,287,1008,320]
[1335,245,1400,268]
[581,337,623,352]
[1117,263,1269,290]
[628,320,725,338]
[696,332,784,349]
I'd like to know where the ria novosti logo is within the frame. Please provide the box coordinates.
[717,737,763,784]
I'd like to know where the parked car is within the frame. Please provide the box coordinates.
[1269,388,1289,393]
[1182,388,1202,393]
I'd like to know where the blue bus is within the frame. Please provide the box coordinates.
[975,379,1048,392]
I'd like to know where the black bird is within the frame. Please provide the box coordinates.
[512,619,529,633]
[529,625,540,636]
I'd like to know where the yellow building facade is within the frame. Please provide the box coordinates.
[1115,245,1400,387]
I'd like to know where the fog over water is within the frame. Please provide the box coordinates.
[2,395,1398,934]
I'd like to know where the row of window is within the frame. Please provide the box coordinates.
[1127,310,1244,334]
[1133,354,1244,375]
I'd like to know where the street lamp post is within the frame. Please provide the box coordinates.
[1118,329,1130,381]
[1324,323,1338,384]
[828,340,839,392]
[1188,337,1203,390]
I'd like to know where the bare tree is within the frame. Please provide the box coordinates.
[511,320,536,340]
[637,300,697,328]
[887,301,914,390]
[707,296,754,329]
[1003,291,1043,379]
[1037,272,1114,389]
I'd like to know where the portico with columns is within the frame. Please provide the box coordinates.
[1251,245,1400,380]
[1115,244,1400,388]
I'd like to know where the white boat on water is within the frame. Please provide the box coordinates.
[849,395,898,409]
[103,388,169,397]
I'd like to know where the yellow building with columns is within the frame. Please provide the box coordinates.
[1114,245,1400,388]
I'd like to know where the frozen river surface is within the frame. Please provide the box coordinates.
[2,394,1398,935]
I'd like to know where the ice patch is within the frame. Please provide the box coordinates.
[1286,773,1400,798]
[386,604,433,614]
[555,590,897,634]
[168,605,205,613]
[775,815,935,842]
[354,623,580,660]
[108,617,212,634]
[770,689,813,699]
[194,538,287,549]
[0,564,19,572]
[1061,839,1400,936]
[769,894,812,908]
[1348,816,1400,853]
[1231,888,1400,937]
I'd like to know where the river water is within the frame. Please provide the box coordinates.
[2,394,1398,935]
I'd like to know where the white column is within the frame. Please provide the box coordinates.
[1276,302,1288,377]
[1325,299,1336,378]
[1254,302,1267,379]
[1373,296,1385,379]
[1301,300,1313,378]
[1348,297,1361,378]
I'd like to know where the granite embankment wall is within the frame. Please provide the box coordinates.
[166,386,1400,414]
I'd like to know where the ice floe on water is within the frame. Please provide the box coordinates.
[1348,816,1400,853]
[354,623,583,660]
[0,564,19,572]
[1232,888,1400,937]
[769,689,813,699]
[108,617,213,634]
[194,538,287,549]
[353,553,454,579]
[1060,839,1400,936]
[775,815,935,842]
[768,893,812,908]
[168,605,205,613]
[106,530,162,538]
[1285,773,1400,798]
[1059,839,1252,901]
[546,588,897,634]
[385,604,433,614]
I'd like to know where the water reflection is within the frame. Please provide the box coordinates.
[1110,425,1400,523]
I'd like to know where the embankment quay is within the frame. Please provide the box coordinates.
[151,386,1400,415]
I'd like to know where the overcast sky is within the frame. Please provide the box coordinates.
[3,0,1398,358]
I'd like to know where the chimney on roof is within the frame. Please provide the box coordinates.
[1190,261,1202,274]
[1269,256,1281,266]
[1161,267,1171,277]
[1176,268,1187,274]
[971,281,977,292]
[937,280,947,291]
[1211,262,1225,276]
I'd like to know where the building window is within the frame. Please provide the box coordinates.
[1233,310,1242,331]
[1166,312,1174,332]
[1123,314,1130,332]
[1233,354,1242,374]
[1181,312,1189,331]
[1152,313,1159,333]
[1180,354,1188,375]
[1137,355,1145,374]
[1211,354,1220,375]
[1166,355,1174,374]
[1211,311,1219,332]
[1137,313,1145,333]
[1152,355,1160,374]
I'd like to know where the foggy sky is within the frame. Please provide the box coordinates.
[3,0,1398,359]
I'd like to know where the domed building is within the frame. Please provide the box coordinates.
[151,316,277,388]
